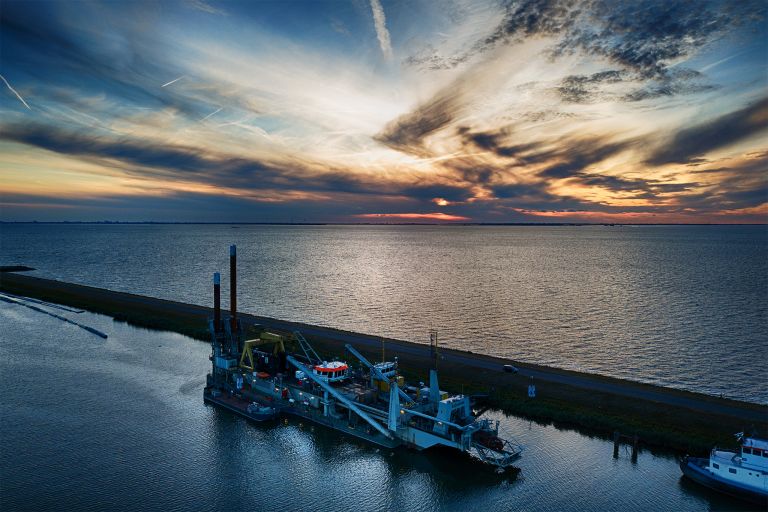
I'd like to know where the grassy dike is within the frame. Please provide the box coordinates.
[305,339,765,455]
[2,272,765,455]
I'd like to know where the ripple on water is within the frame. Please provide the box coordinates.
[0,306,754,511]
[1,224,766,403]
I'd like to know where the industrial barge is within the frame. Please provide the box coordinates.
[203,245,523,472]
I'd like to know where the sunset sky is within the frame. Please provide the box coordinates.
[1,0,766,223]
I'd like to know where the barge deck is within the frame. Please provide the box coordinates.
[203,245,522,471]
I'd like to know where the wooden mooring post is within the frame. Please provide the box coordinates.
[613,431,639,462]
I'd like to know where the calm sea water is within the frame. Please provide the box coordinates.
[1,224,766,403]
[0,304,750,511]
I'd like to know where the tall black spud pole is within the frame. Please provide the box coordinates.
[213,272,221,333]
[229,244,237,334]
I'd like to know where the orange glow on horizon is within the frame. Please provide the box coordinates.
[356,212,470,221]
[511,205,768,224]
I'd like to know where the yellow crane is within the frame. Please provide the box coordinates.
[239,331,286,371]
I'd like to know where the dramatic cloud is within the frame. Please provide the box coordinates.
[537,138,638,179]
[647,97,768,165]
[622,69,720,102]
[407,0,765,79]
[556,70,625,104]
[0,0,766,223]
[374,89,460,156]
[0,122,475,206]
[458,127,539,158]
[480,0,576,52]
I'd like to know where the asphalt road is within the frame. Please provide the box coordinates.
[275,320,766,423]
[2,272,766,424]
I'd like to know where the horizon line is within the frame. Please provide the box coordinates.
[1,221,766,227]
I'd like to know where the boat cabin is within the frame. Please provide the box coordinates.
[312,361,349,383]
[704,436,768,495]
[374,361,397,378]
[740,437,768,470]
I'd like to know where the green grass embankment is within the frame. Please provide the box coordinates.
[0,273,211,341]
[303,338,765,454]
[2,272,765,455]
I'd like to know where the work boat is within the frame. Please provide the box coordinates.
[205,328,524,473]
[203,245,523,473]
[680,433,768,505]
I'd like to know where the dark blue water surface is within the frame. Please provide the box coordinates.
[0,305,752,511]
[1,224,766,403]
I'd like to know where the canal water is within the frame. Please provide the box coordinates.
[0,302,751,511]
[1,224,766,404]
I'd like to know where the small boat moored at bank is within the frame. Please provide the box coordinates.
[680,433,768,505]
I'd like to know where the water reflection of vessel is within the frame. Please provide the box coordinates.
[203,245,522,472]
[246,402,278,421]
[680,433,768,505]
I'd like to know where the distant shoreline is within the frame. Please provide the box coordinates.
[2,221,766,226]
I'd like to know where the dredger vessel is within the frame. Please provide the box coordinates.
[203,245,522,472]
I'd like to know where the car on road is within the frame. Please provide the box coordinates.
[503,364,519,374]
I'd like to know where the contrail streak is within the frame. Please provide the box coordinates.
[201,107,223,121]
[369,0,392,60]
[161,75,185,87]
[699,51,744,73]
[0,74,31,109]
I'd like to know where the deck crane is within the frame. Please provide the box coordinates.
[286,355,394,440]
[344,344,413,404]
[239,331,287,371]
[293,330,321,364]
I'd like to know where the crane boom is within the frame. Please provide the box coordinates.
[293,330,321,364]
[286,355,393,440]
[344,343,412,404]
